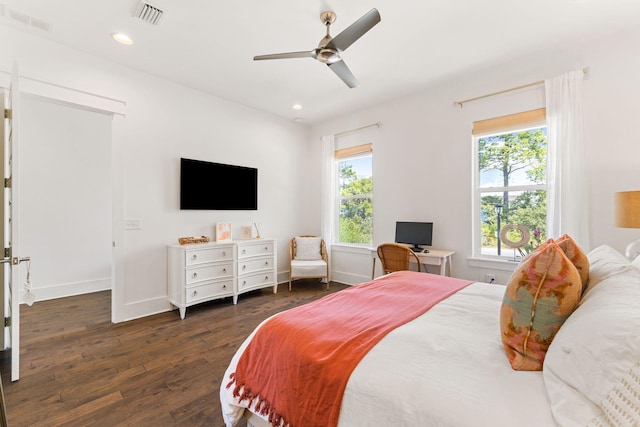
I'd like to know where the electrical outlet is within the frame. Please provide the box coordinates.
[486,273,496,283]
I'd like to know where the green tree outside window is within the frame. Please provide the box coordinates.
[478,128,547,257]
[338,158,373,244]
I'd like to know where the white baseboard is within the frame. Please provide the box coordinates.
[279,269,360,286]
[278,271,362,289]
[277,271,290,285]
[37,270,361,322]
[27,277,111,303]
[118,297,172,323]
[330,270,367,286]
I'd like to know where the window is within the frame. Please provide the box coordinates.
[473,109,547,259]
[335,144,373,245]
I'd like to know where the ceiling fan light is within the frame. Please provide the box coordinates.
[317,48,340,64]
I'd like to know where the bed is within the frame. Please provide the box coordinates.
[220,243,640,427]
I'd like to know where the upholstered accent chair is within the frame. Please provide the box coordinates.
[377,243,421,274]
[289,235,329,290]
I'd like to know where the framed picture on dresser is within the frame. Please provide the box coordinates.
[240,226,253,240]
[216,222,232,241]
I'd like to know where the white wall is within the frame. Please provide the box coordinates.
[311,26,640,286]
[4,23,640,319]
[111,70,316,322]
[1,25,316,321]
[20,96,112,300]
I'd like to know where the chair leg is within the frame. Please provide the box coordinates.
[289,279,292,291]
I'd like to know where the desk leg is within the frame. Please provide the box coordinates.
[447,256,453,277]
[371,258,376,280]
[440,262,446,276]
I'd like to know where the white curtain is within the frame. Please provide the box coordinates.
[320,135,336,263]
[545,69,590,249]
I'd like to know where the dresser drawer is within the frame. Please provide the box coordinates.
[186,247,233,266]
[186,262,233,284]
[238,271,275,292]
[238,242,274,259]
[186,280,234,303]
[238,257,273,275]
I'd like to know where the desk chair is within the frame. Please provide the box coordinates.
[289,235,329,290]
[377,243,421,274]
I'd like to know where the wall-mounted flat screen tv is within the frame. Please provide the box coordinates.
[180,158,258,210]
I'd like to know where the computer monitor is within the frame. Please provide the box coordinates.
[395,221,433,252]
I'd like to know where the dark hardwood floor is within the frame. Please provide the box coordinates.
[0,280,348,426]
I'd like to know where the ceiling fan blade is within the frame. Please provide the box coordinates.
[254,50,316,61]
[328,60,359,88]
[326,8,380,52]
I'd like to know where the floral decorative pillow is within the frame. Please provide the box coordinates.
[555,234,589,291]
[500,240,582,371]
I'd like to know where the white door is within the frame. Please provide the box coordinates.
[1,64,23,381]
[0,87,6,353]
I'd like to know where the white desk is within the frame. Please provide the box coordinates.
[369,248,455,279]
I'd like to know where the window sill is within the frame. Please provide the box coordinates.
[331,244,373,254]
[467,257,520,272]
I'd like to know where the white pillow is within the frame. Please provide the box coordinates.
[584,245,637,295]
[543,271,640,426]
[294,237,322,260]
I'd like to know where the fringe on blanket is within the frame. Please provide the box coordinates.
[227,373,290,427]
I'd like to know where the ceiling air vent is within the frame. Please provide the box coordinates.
[29,16,51,32]
[135,2,165,26]
[0,4,52,32]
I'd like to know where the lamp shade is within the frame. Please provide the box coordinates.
[614,191,640,228]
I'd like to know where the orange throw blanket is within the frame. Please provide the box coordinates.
[227,271,473,427]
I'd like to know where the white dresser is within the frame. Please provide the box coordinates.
[236,239,278,297]
[167,239,277,319]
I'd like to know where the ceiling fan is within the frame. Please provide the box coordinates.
[253,8,381,88]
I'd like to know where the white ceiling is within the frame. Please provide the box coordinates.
[2,0,640,125]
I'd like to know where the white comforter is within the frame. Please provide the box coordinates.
[220,282,557,426]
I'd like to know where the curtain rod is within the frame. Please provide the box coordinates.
[454,67,590,108]
[335,121,381,138]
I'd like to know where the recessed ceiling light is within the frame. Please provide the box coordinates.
[292,104,303,111]
[293,117,304,123]
[112,33,134,45]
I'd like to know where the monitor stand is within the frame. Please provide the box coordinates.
[411,245,428,253]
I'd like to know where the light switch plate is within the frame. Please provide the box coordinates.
[125,219,141,230]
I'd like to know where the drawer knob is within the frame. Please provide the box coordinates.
[242,265,247,270]
[222,251,226,257]
[192,290,198,297]
[265,275,269,281]
[242,249,246,254]
[192,272,198,279]
[223,284,227,289]
[264,246,268,251]
[191,254,198,261]
[243,280,247,286]
[264,261,269,266]
[222,268,227,273]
